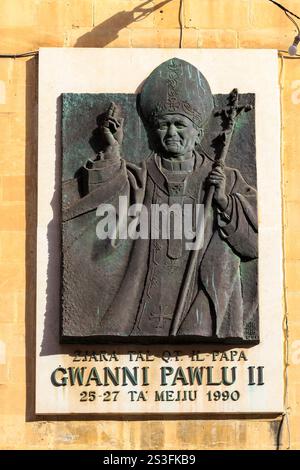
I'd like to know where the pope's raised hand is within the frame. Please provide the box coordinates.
[101,102,124,159]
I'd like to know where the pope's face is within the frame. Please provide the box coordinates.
[153,114,201,159]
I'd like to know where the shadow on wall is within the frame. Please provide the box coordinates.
[75,0,173,47]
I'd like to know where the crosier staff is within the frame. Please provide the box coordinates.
[170,88,253,336]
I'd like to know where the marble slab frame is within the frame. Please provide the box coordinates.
[36,48,283,415]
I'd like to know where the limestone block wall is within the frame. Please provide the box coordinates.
[0,0,299,449]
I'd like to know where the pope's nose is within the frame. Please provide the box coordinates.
[166,123,177,137]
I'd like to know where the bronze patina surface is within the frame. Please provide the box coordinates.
[61,58,258,343]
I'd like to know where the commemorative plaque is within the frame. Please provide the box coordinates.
[36,48,283,414]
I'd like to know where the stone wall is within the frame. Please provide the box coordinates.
[0,0,299,449]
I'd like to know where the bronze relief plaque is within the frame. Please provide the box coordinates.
[61,58,258,344]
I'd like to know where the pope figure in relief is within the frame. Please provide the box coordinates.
[62,58,258,342]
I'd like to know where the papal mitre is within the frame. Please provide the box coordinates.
[139,58,214,128]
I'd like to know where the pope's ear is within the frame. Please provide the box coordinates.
[196,128,204,144]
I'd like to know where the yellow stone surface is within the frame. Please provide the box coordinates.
[0,204,25,231]
[285,260,300,292]
[286,292,300,317]
[238,29,292,49]
[185,0,251,30]
[285,229,300,260]
[0,0,300,450]
[251,0,300,29]
[0,27,65,54]
[0,292,18,323]
[199,29,238,48]
[2,176,25,202]
[286,202,300,231]
[284,170,300,202]
[153,0,183,29]
[0,364,9,385]
[131,28,198,47]
[0,0,37,28]
[0,231,25,263]
[36,0,93,30]
[0,384,26,415]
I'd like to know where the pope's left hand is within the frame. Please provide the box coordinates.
[207,165,229,211]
